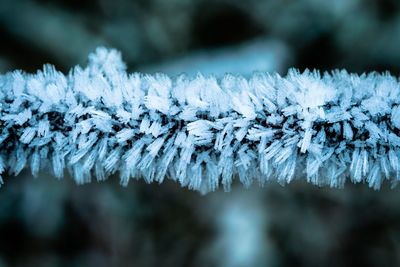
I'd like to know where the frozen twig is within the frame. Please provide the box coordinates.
[1,47,400,193]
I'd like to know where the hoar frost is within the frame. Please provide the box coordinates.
[0,47,400,193]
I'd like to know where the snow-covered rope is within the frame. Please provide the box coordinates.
[1,47,400,193]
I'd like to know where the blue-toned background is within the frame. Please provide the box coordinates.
[0,0,400,266]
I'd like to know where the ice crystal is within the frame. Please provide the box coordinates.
[1,47,400,193]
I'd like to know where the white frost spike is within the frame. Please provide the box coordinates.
[52,151,64,179]
[287,69,336,109]
[388,149,399,173]
[306,156,321,182]
[264,141,282,161]
[70,133,98,164]
[146,137,165,156]
[116,129,136,143]
[37,119,50,137]
[104,148,121,174]
[274,146,293,164]
[144,74,171,114]
[124,141,146,168]
[138,137,165,173]
[300,128,313,153]
[350,148,363,183]
[20,127,36,144]
[391,105,400,129]
[231,90,257,119]
[343,122,353,140]
[187,120,214,145]
[367,161,382,190]
[361,149,369,177]
[14,109,32,125]
[30,149,40,177]
[279,153,297,184]
[155,138,177,183]
[0,47,399,192]
[380,155,390,179]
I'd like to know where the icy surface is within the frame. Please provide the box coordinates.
[1,47,400,193]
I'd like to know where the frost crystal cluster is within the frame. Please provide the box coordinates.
[0,47,400,193]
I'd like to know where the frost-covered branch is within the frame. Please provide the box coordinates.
[1,47,400,193]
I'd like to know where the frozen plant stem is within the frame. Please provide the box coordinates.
[0,47,400,193]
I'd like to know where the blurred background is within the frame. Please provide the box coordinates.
[1,0,400,266]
